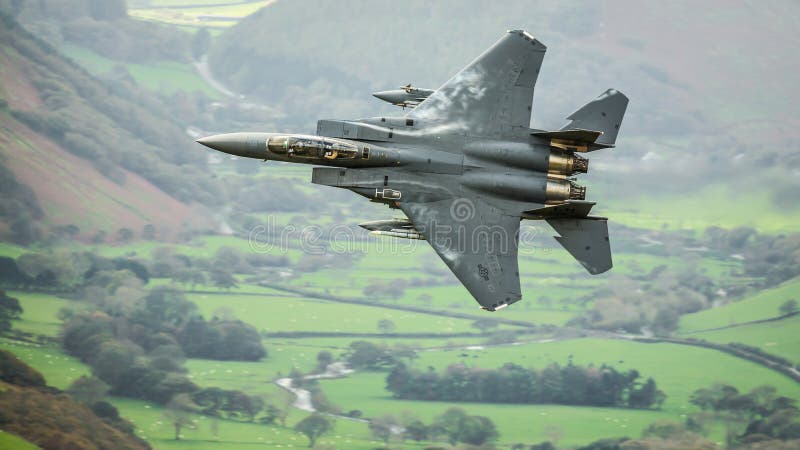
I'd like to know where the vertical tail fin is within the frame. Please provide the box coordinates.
[561,89,628,147]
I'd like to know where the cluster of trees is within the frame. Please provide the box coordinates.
[0,350,150,450]
[157,246,288,289]
[568,263,716,335]
[689,384,800,446]
[0,251,150,290]
[567,225,800,336]
[0,291,22,333]
[387,361,665,409]
[61,286,265,404]
[0,161,43,244]
[369,407,498,447]
[344,340,417,370]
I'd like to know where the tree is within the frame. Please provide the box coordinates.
[377,319,396,334]
[403,419,429,442]
[345,341,394,370]
[210,269,238,290]
[67,375,110,405]
[651,307,680,336]
[142,224,157,240]
[0,291,22,333]
[316,350,334,373]
[779,299,798,316]
[164,393,198,441]
[191,28,212,60]
[459,415,498,446]
[471,318,500,333]
[91,340,141,387]
[369,414,398,444]
[116,227,134,242]
[294,413,333,448]
[432,407,469,445]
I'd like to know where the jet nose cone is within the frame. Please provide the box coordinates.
[196,133,266,159]
[196,134,239,153]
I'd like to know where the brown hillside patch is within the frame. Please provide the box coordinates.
[0,46,43,110]
[0,114,213,241]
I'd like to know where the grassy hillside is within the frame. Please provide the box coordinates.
[679,277,800,333]
[690,316,800,364]
[0,432,39,450]
[0,109,202,239]
[0,8,220,241]
[61,43,220,97]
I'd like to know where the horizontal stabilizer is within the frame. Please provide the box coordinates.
[547,218,612,275]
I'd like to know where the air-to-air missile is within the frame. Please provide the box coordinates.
[372,84,434,108]
[197,30,628,311]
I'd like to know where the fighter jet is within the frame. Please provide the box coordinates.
[197,30,628,311]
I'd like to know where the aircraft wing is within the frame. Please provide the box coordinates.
[408,30,546,138]
[399,197,522,311]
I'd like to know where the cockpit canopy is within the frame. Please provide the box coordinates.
[267,136,359,160]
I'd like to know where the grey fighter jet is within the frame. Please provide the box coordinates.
[197,30,628,311]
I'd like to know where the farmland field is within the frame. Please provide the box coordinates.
[689,315,800,364]
[319,337,800,445]
[679,277,800,333]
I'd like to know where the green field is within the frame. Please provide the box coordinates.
[321,372,677,447]
[129,0,275,29]
[0,340,90,390]
[0,431,39,450]
[598,181,800,234]
[112,397,399,450]
[60,44,220,97]
[689,315,800,364]
[319,337,800,446]
[9,291,74,337]
[186,291,521,334]
[679,277,800,333]
[0,242,28,258]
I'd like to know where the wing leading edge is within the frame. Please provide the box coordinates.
[408,30,546,138]
[400,198,521,311]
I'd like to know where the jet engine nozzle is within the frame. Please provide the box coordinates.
[546,178,586,204]
[548,148,588,176]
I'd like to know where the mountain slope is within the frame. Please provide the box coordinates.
[0,8,217,242]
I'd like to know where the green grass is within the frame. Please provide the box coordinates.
[600,182,800,233]
[9,291,74,337]
[60,44,220,97]
[411,338,800,413]
[0,431,39,450]
[689,315,800,364]
[111,397,417,450]
[321,372,677,447]
[320,337,800,446]
[679,277,800,333]
[0,242,27,258]
[186,291,518,334]
[129,0,275,29]
[0,341,90,390]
